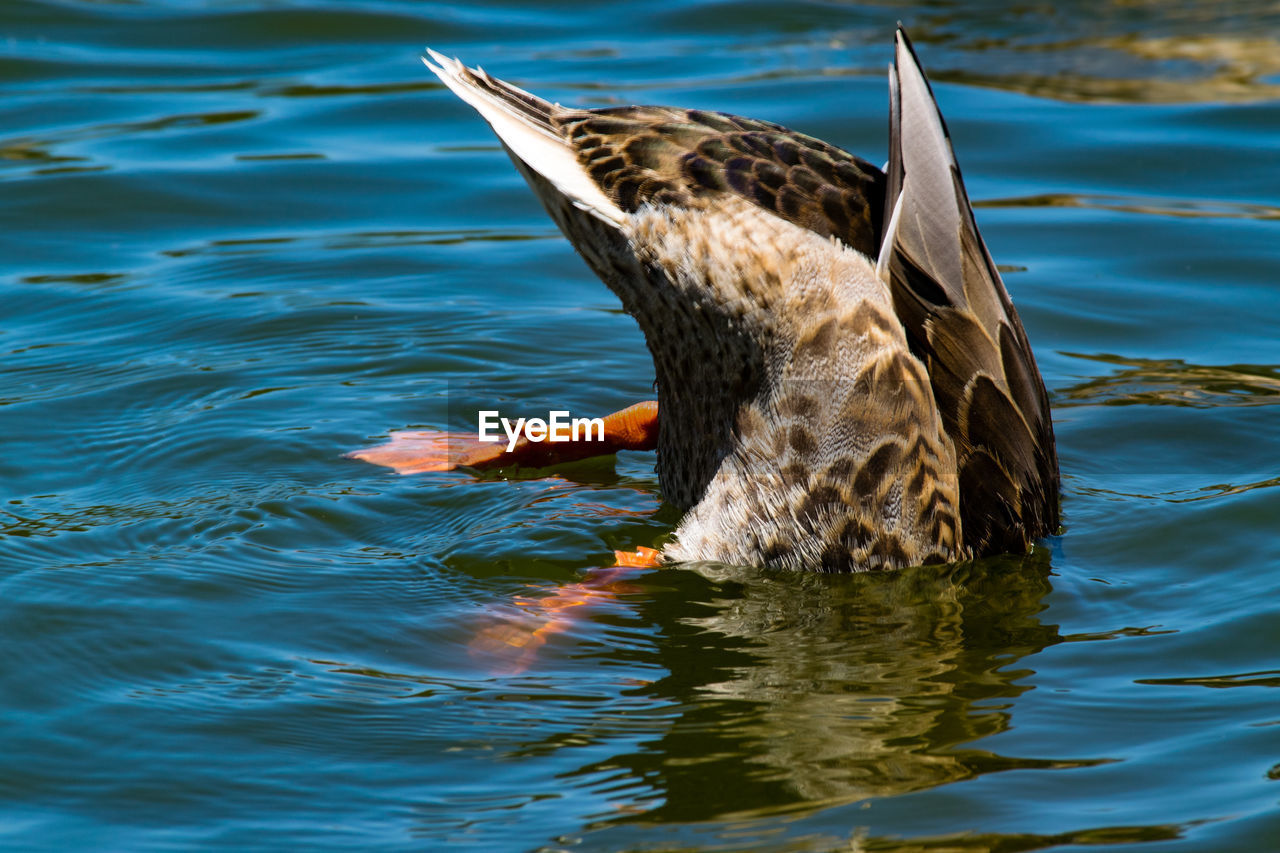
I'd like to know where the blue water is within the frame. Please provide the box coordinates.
[3,2,1279,850]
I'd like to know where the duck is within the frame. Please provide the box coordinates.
[356,28,1060,572]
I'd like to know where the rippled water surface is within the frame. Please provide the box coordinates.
[4,1,1280,850]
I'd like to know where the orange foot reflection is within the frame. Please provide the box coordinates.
[469,551,663,675]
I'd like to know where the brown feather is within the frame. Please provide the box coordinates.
[881,30,1061,549]
[556,108,886,259]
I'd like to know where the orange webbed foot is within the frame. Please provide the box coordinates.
[344,429,507,474]
[612,545,663,567]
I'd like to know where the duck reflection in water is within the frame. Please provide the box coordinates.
[457,553,1162,848]
[619,554,1074,812]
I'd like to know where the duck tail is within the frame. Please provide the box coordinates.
[422,50,624,225]
[878,26,1060,554]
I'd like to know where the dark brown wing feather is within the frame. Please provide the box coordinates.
[554,108,886,259]
[881,29,1060,554]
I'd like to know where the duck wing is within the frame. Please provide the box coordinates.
[878,29,1060,554]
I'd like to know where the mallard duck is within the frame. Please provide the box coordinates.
[358,28,1060,572]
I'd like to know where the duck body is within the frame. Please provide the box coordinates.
[423,29,1060,571]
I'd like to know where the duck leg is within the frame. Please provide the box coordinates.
[350,400,664,672]
[347,400,659,474]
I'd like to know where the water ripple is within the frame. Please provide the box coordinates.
[1056,354,1280,409]
[980,192,1280,221]
[1137,669,1280,689]
[0,110,260,179]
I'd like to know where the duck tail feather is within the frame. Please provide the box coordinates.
[423,50,624,224]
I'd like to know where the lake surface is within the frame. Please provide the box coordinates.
[3,1,1279,850]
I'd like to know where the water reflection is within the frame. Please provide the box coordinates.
[840,823,1182,851]
[584,552,1101,820]
[160,228,557,258]
[0,109,259,179]
[1056,354,1280,408]
[880,1,1280,102]
[979,193,1280,222]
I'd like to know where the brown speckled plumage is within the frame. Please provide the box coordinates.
[423,28,1060,571]
[563,107,886,258]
